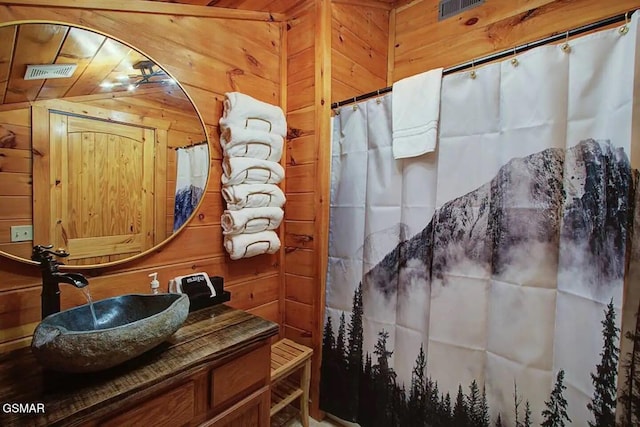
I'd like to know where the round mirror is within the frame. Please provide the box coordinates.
[0,22,209,267]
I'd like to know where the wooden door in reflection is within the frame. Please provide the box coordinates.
[53,113,155,265]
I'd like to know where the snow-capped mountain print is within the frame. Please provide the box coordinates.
[322,139,639,426]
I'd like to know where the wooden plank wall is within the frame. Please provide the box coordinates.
[0,3,283,352]
[284,4,316,354]
[331,2,389,103]
[283,0,333,418]
[0,107,31,260]
[392,0,640,82]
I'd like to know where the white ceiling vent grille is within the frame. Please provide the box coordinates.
[438,0,485,21]
[24,64,78,80]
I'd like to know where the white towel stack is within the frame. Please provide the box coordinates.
[219,92,287,260]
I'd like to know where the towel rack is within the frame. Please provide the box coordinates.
[229,218,276,234]
[239,141,273,159]
[245,117,272,133]
[242,192,274,206]
[243,240,272,257]
[241,167,274,183]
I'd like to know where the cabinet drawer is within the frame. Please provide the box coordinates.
[100,381,195,427]
[211,343,270,410]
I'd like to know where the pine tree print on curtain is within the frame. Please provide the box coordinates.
[588,300,620,426]
[541,370,571,427]
[619,299,640,426]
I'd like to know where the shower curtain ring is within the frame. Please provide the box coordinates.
[561,31,571,53]
[510,47,519,67]
[376,89,382,104]
[352,97,358,111]
[619,12,630,35]
[333,100,341,115]
[470,58,477,79]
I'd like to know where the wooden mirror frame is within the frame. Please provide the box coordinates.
[0,20,211,269]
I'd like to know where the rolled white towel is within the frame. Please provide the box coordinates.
[220,92,287,137]
[221,157,284,186]
[222,184,286,210]
[220,126,283,162]
[224,230,281,260]
[221,207,284,235]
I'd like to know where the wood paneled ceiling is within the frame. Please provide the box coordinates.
[0,23,190,110]
[145,0,396,14]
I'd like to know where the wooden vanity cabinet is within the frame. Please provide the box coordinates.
[96,340,272,427]
[0,305,279,427]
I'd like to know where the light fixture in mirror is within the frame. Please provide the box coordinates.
[0,22,209,267]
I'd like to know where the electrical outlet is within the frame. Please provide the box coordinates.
[10,225,33,242]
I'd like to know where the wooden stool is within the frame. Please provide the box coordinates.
[270,339,313,427]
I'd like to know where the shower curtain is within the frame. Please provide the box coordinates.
[322,12,640,427]
[173,144,209,231]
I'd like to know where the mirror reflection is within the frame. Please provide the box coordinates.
[0,23,209,266]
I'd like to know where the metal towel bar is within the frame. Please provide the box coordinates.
[245,117,272,133]
[243,240,272,257]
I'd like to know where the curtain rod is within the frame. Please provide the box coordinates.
[174,140,208,150]
[331,10,635,109]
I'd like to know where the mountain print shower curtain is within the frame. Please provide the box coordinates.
[322,12,640,427]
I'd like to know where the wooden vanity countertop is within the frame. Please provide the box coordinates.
[0,304,279,427]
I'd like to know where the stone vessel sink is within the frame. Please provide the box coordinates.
[31,293,190,373]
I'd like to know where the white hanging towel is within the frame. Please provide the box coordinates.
[219,92,287,137]
[391,67,443,159]
[224,230,281,260]
[221,157,284,186]
[222,183,286,210]
[221,207,284,235]
[220,125,284,162]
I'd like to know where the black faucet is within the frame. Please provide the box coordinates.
[32,245,89,319]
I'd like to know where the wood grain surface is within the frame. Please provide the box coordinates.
[331,2,389,102]
[392,0,640,81]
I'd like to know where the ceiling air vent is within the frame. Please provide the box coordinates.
[24,64,78,80]
[438,0,485,21]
